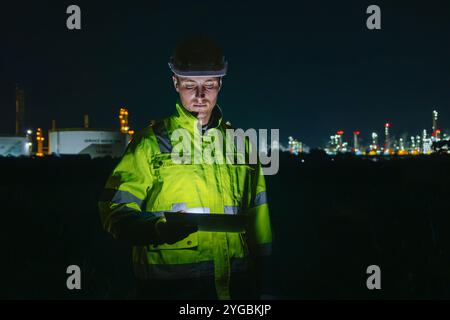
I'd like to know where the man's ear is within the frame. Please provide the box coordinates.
[218,77,223,91]
[172,75,179,93]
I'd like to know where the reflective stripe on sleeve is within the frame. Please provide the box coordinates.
[253,191,267,207]
[111,204,164,219]
[100,188,144,207]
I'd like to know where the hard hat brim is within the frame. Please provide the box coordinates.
[168,61,227,77]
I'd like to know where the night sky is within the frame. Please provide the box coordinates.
[1,0,449,147]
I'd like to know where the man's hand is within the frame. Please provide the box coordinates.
[154,211,198,245]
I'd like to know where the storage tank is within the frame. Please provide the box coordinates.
[0,136,31,157]
[48,129,130,158]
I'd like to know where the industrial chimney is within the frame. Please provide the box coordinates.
[15,85,25,136]
[84,114,89,129]
[353,131,360,152]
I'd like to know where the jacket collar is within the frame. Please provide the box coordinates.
[172,100,224,135]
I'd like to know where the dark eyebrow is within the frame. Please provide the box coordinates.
[179,78,218,83]
[178,77,218,82]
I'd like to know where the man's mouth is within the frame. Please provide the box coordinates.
[193,104,207,108]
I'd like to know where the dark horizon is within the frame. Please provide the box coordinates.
[1,0,450,147]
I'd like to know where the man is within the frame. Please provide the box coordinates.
[98,36,272,300]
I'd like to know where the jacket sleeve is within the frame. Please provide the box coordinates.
[247,155,274,296]
[243,133,272,257]
[247,162,273,257]
[98,130,161,245]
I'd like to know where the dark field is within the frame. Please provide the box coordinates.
[1,152,450,299]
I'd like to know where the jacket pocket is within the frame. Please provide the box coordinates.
[147,231,199,251]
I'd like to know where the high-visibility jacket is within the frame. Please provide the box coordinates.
[98,101,272,299]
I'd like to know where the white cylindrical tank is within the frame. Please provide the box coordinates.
[0,136,31,157]
[48,129,130,158]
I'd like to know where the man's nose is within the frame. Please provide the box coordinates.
[195,86,205,98]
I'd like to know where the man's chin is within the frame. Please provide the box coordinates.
[190,107,212,115]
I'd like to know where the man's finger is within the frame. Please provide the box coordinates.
[180,224,198,233]
[177,225,198,238]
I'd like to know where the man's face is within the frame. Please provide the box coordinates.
[173,75,221,124]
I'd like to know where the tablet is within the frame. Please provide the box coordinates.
[163,212,247,233]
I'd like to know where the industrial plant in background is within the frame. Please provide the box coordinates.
[0,85,32,157]
[324,110,450,156]
[2,86,449,159]
[48,107,134,159]
[0,86,134,158]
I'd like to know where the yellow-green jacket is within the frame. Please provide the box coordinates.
[98,101,272,299]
